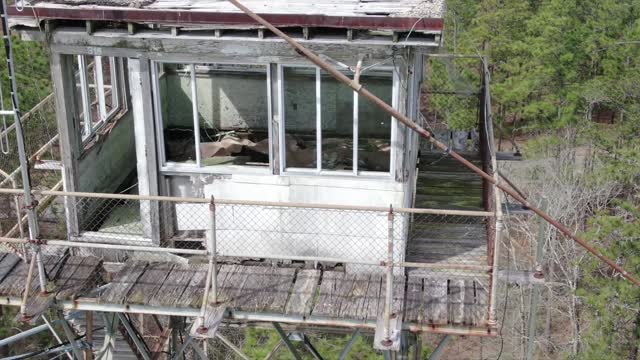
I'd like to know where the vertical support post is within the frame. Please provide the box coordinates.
[190,64,201,167]
[382,205,395,346]
[128,58,160,244]
[85,311,94,360]
[315,67,321,173]
[50,52,80,239]
[197,196,217,334]
[0,0,46,293]
[209,196,218,304]
[525,199,546,360]
[18,251,37,320]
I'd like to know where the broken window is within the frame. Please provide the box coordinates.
[74,55,124,142]
[283,67,318,169]
[154,62,270,168]
[357,71,393,173]
[281,65,394,174]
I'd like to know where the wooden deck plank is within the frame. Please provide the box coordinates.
[0,260,29,296]
[126,262,174,305]
[448,279,464,325]
[177,263,210,308]
[286,269,320,316]
[404,276,423,323]
[363,274,382,320]
[99,261,148,304]
[260,267,296,313]
[424,279,447,325]
[0,253,19,284]
[463,279,475,325]
[150,263,194,307]
[55,257,89,299]
[312,272,355,317]
[339,273,370,319]
[219,264,250,308]
[474,278,489,326]
[235,266,272,311]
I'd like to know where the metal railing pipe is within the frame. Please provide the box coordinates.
[382,206,394,346]
[0,188,493,216]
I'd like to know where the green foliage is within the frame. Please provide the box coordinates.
[442,0,640,135]
[578,201,640,359]
[0,35,51,114]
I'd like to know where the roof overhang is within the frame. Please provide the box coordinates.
[8,6,444,33]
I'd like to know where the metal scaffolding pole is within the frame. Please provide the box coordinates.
[0,0,46,293]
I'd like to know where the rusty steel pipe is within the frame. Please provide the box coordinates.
[226,0,640,287]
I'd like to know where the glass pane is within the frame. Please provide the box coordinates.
[159,63,197,164]
[72,56,88,138]
[321,70,353,171]
[88,57,100,126]
[100,57,115,113]
[196,64,270,167]
[283,67,317,169]
[358,71,392,172]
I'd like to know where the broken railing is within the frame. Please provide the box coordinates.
[0,189,496,338]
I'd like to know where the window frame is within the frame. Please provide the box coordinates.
[77,55,125,143]
[278,64,398,178]
[152,60,273,175]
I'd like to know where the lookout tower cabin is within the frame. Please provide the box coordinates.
[1,0,501,355]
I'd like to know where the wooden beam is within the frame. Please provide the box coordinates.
[128,58,161,245]
[50,53,80,237]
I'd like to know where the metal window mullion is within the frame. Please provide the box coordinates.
[77,55,92,139]
[190,64,202,167]
[277,65,286,171]
[390,69,400,178]
[110,57,119,111]
[151,61,167,167]
[316,67,322,172]
[266,64,274,174]
[94,55,107,122]
[352,86,358,175]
